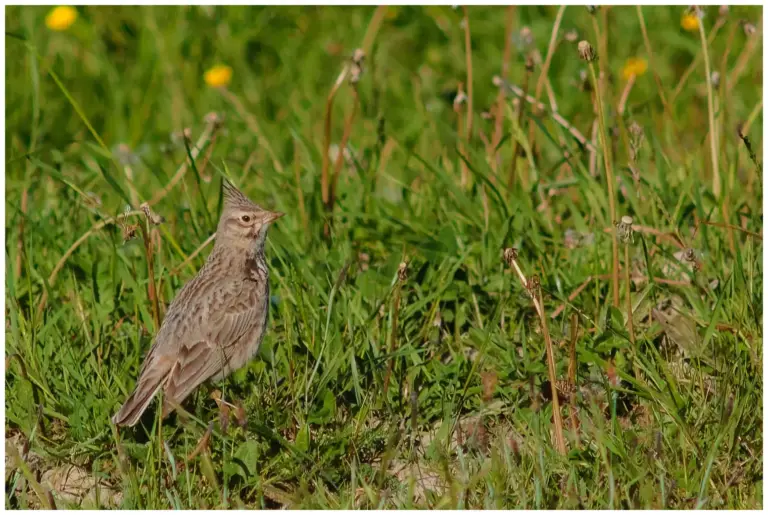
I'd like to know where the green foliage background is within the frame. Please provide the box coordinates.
[5,5,763,509]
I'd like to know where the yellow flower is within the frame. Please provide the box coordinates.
[621,57,648,80]
[45,6,77,31]
[681,13,700,32]
[204,65,232,88]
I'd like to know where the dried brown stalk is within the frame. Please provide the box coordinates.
[170,233,217,277]
[37,209,145,316]
[697,12,720,198]
[462,6,474,155]
[581,42,620,308]
[503,249,566,454]
[727,16,762,88]
[148,117,222,207]
[636,6,674,126]
[671,16,726,103]
[382,262,408,397]
[567,313,580,443]
[330,74,362,209]
[617,74,636,116]
[321,6,388,214]
[494,78,596,154]
[454,82,469,188]
[15,187,28,279]
[528,6,566,156]
[293,139,309,238]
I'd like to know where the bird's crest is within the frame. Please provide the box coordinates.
[222,178,260,211]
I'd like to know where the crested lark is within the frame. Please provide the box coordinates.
[112,180,283,427]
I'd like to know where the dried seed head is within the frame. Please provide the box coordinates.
[453,83,467,110]
[121,222,139,242]
[586,6,598,15]
[491,75,503,88]
[526,275,541,293]
[204,112,223,128]
[84,191,102,208]
[397,262,408,282]
[519,26,534,48]
[556,379,577,397]
[350,48,365,84]
[718,5,729,17]
[742,21,756,37]
[564,29,578,43]
[114,143,139,166]
[525,54,535,73]
[578,40,597,62]
[629,121,645,162]
[503,247,518,266]
[140,202,165,226]
[710,71,720,88]
[616,215,634,244]
[687,5,704,19]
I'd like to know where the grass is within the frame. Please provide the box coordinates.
[5,5,763,509]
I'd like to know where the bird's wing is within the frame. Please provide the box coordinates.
[159,278,268,409]
[112,271,268,426]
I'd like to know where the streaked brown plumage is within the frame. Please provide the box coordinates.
[112,180,283,427]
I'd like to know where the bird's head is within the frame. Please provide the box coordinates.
[215,179,283,251]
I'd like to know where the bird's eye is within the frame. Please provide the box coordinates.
[241,215,251,223]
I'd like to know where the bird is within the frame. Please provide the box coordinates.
[112,179,283,427]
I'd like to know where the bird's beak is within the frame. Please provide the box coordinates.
[265,211,285,223]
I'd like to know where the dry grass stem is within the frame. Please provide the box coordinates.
[590,7,609,99]
[618,217,635,347]
[671,16,726,103]
[321,66,349,210]
[170,232,217,276]
[462,6,474,148]
[727,16,762,87]
[697,13,720,198]
[701,220,762,240]
[636,7,672,119]
[148,119,222,207]
[503,249,566,454]
[139,217,160,329]
[14,187,28,279]
[528,6,566,153]
[321,6,387,213]
[37,210,146,315]
[582,44,620,308]
[382,262,408,397]
[293,139,309,238]
[536,283,567,455]
[505,69,530,190]
[617,74,636,116]
[331,77,361,207]
[454,82,469,188]
[534,6,566,102]
[567,313,580,442]
[741,99,764,138]
[494,77,596,153]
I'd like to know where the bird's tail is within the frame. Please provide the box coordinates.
[112,368,166,427]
